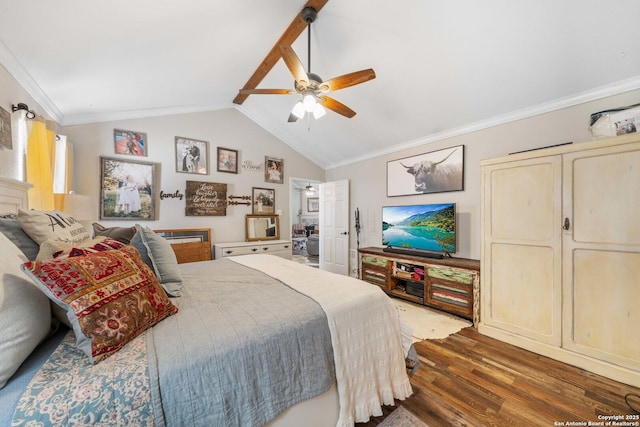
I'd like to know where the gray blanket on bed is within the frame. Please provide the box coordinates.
[147,259,335,427]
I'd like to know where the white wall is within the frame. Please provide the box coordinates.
[326,89,640,260]
[60,109,325,244]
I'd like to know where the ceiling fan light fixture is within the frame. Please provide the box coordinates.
[313,103,326,119]
[291,101,305,119]
[303,92,317,112]
[305,182,317,195]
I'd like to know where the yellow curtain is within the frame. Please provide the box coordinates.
[26,119,56,210]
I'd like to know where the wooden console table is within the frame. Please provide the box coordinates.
[358,247,480,325]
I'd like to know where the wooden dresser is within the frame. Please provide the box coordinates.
[214,240,292,259]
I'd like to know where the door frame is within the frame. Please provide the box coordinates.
[289,176,322,241]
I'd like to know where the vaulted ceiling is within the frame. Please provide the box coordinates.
[1,0,639,169]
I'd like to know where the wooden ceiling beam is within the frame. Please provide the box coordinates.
[232,0,329,105]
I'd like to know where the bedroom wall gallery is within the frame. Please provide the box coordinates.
[3,61,640,257]
[60,109,325,244]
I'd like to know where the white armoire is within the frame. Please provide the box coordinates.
[479,133,640,388]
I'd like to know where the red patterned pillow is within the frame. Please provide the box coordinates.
[59,237,127,258]
[37,237,127,261]
[21,245,178,363]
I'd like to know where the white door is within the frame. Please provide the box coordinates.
[319,180,349,274]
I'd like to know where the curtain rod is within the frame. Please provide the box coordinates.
[11,103,36,119]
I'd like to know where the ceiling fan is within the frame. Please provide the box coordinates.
[304,183,317,195]
[236,6,376,122]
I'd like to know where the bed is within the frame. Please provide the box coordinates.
[0,177,414,427]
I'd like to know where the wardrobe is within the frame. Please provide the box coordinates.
[479,133,640,388]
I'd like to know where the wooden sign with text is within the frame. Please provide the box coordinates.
[185,181,227,216]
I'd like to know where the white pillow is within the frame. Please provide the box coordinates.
[0,231,51,389]
[17,209,90,245]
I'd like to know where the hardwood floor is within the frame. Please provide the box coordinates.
[358,327,640,426]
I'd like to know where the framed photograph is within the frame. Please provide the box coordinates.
[252,187,275,215]
[114,129,147,156]
[264,156,284,184]
[100,157,157,220]
[387,145,464,196]
[175,137,209,175]
[307,197,319,212]
[217,147,238,174]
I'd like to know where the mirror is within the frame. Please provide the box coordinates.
[245,214,280,242]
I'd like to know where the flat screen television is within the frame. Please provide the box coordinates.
[382,203,456,258]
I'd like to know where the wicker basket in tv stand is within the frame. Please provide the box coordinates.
[358,247,480,325]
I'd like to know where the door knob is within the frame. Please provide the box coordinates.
[340,231,349,235]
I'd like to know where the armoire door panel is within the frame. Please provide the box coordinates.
[571,149,640,246]
[489,161,557,242]
[565,249,640,370]
[486,243,559,344]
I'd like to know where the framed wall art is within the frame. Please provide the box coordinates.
[185,181,227,216]
[387,145,464,196]
[252,187,275,215]
[217,147,238,174]
[114,129,147,156]
[0,106,12,150]
[176,137,209,175]
[99,157,157,220]
[307,197,319,212]
[264,156,283,184]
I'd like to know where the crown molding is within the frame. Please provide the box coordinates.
[0,40,63,123]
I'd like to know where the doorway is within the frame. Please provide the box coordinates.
[289,178,321,267]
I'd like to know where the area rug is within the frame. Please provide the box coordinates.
[394,299,471,342]
[379,406,428,427]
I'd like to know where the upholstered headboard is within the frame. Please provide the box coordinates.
[0,177,31,213]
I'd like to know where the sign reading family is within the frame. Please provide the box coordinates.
[185,181,227,216]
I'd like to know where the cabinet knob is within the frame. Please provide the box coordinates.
[225,250,233,254]
[251,248,258,252]
[563,217,571,230]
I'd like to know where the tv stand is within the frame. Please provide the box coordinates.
[383,246,444,259]
[359,247,480,324]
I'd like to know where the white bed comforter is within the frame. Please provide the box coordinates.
[230,255,413,426]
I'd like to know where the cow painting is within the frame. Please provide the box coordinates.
[387,146,464,196]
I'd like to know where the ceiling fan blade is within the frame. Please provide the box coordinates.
[278,45,309,89]
[239,89,296,95]
[287,113,299,123]
[318,69,376,92]
[233,0,329,105]
[318,96,357,118]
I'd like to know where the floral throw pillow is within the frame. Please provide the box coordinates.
[21,245,178,364]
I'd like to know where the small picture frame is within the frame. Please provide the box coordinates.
[0,106,12,150]
[252,187,275,215]
[307,197,319,212]
[264,156,284,184]
[175,137,209,175]
[114,129,147,156]
[99,156,157,220]
[217,147,238,174]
